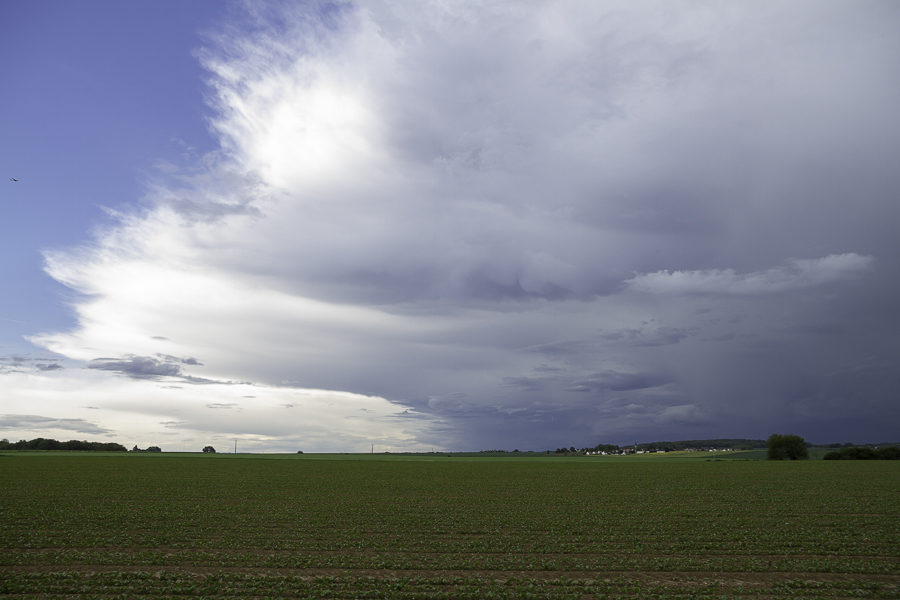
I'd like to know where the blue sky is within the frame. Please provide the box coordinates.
[1,0,222,339]
[2,1,899,452]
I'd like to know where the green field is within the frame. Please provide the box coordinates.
[1,453,897,599]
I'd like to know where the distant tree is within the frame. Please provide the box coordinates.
[569,446,576,453]
[96,442,128,452]
[297,450,303,454]
[202,446,216,453]
[32,438,62,451]
[146,446,161,452]
[767,434,810,460]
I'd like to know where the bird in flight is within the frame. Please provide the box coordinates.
[9,178,18,182]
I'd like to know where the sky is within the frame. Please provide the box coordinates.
[2,0,899,453]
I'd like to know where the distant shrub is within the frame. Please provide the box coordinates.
[823,446,900,460]
[202,446,216,453]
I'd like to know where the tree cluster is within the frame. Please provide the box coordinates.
[591,444,621,453]
[131,445,161,452]
[0,438,127,452]
[202,446,216,453]
[767,434,810,460]
[823,446,900,460]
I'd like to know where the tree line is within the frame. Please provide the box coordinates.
[0,438,128,452]
[553,439,768,455]
[767,434,900,460]
[823,446,900,460]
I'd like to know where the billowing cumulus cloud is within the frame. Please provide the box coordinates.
[18,1,900,449]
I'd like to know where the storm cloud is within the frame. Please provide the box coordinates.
[26,1,900,449]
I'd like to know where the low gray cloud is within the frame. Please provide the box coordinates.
[625,254,874,296]
[501,377,547,392]
[86,354,219,384]
[0,354,65,375]
[36,363,64,371]
[636,327,697,347]
[0,414,113,435]
[88,355,184,379]
[564,371,671,394]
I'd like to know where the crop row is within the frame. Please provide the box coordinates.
[1,572,896,600]
[1,550,898,574]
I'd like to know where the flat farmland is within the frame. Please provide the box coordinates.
[1,454,897,599]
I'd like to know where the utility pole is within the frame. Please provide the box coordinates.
[234,439,237,454]
[371,444,374,454]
